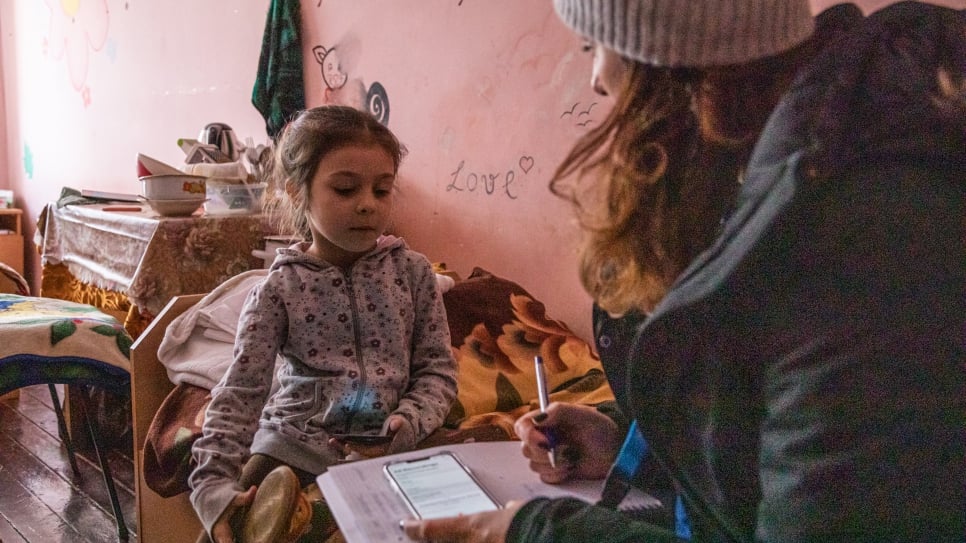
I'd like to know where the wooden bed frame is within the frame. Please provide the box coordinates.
[130,294,205,543]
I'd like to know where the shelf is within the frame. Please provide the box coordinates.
[0,209,25,294]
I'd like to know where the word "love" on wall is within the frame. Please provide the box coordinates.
[447,155,534,199]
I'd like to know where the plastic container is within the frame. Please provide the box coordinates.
[204,181,266,215]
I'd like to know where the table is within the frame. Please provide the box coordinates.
[40,203,274,337]
[38,202,276,448]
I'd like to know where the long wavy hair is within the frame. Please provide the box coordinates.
[550,47,808,316]
[552,3,966,317]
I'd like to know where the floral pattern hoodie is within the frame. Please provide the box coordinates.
[189,235,457,535]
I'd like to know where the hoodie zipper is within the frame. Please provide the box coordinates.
[341,268,368,432]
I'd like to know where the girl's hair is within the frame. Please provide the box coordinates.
[550,48,805,316]
[263,105,407,239]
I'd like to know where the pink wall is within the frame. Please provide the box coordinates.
[811,0,963,12]
[0,41,7,190]
[4,1,955,341]
[301,1,601,338]
[0,0,599,339]
[0,1,271,294]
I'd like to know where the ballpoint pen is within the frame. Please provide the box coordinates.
[533,355,557,468]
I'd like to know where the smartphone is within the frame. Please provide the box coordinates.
[383,451,501,519]
[330,433,393,446]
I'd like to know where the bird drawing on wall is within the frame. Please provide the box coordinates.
[560,101,598,128]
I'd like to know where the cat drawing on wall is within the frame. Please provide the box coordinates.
[313,44,390,126]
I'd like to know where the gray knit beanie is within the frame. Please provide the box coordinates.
[552,0,814,67]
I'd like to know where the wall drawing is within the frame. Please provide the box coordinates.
[446,155,533,199]
[313,44,390,126]
[22,143,34,180]
[561,101,598,128]
[44,0,110,106]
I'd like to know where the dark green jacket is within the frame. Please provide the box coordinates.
[508,3,965,542]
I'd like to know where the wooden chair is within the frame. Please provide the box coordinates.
[0,262,132,541]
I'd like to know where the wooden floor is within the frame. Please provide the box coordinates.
[0,385,138,542]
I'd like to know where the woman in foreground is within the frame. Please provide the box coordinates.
[404,0,965,541]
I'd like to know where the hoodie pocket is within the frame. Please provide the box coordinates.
[271,375,323,424]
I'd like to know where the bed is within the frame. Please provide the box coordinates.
[129,267,613,542]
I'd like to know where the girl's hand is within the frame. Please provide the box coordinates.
[514,402,622,484]
[328,435,391,459]
[327,415,417,459]
[401,500,524,543]
[211,485,256,543]
[384,414,417,454]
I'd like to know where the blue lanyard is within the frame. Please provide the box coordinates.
[598,420,691,540]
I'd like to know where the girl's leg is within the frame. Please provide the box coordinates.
[239,453,295,487]
[240,455,336,542]
[242,458,339,542]
[195,454,310,543]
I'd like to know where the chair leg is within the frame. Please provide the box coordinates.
[47,384,80,474]
[75,384,129,542]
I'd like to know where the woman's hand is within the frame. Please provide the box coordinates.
[401,500,524,543]
[210,485,256,543]
[515,402,622,484]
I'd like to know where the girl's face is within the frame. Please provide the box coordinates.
[589,42,630,98]
[304,143,396,267]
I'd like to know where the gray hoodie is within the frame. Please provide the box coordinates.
[189,235,457,534]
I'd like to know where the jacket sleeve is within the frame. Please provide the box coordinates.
[508,498,684,543]
[188,277,286,535]
[392,258,458,439]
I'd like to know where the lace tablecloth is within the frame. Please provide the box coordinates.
[40,203,275,336]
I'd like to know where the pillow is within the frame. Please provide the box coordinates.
[442,268,614,427]
[0,294,132,373]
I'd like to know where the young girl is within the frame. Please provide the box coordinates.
[189,105,458,543]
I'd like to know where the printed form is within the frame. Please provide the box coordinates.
[318,441,661,543]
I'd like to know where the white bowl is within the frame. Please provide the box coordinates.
[136,153,183,177]
[139,197,206,217]
[139,174,207,200]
